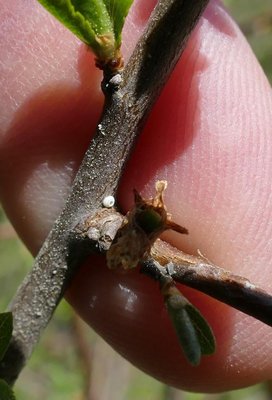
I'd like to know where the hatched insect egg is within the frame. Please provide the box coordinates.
[102,195,115,208]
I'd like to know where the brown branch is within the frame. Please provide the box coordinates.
[0,0,210,385]
[140,239,272,327]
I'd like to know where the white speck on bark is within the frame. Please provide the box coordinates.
[102,195,115,208]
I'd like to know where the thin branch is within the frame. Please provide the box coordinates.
[140,240,272,327]
[0,0,210,385]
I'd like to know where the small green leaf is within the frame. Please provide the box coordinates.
[37,0,114,60]
[185,303,216,356]
[165,289,215,366]
[104,0,134,47]
[0,379,16,400]
[0,313,13,362]
[37,0,134,64]
[165,293,201,365]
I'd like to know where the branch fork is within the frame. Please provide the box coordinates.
[3,0,271,385]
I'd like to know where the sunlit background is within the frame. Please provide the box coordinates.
[0,1,271,399]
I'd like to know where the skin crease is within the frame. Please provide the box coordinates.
[1,0,272,393]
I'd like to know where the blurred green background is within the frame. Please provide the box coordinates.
[0,1,271,399]
[225,0,272,83]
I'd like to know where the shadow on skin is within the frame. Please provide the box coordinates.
[118,32,209,207]
[0,46,103,250]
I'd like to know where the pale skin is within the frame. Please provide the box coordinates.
[1,0,272,392]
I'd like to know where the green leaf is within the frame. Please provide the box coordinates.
[166,294,201,366]
[103,0,134,47]
[185,303,216,356]
[0,312,13,362]
[37,0,134,63]
[0,379,16,400]
[165,290,216,366]
[37,0,114,60]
